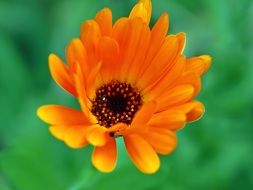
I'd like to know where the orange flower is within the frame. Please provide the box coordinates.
[37,0,211,174]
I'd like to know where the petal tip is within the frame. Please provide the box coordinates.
[48,53,59,66]
[200,55,212,72]
[199,55,212,75]
[48,53,55,60]
[36,105,48,121]
[86,126,108,147]
[187,102,205,122]
[130,0,152,24]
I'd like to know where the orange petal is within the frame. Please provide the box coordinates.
[156,85,195,111]
[151,13,169,42]
[140,127,177,155]
[73,64,98,123]
[94,8,112,36]
[129,0,151,24]
[140,0,152,24]
[49,125,67,140]
[107,123,128,133]
[97,37,120,82]
[92,138,117,172]
[175,71,202,97]
[111,17,129,79]
[81,20,101,49]
[146,55,185,99]
[37,105,91,125]
[124,134,160,174]
[48,54,77,96]
[73,72,89,111]
[112,17,129,46]
[177,32,186,54]
[97,36,119,61]
[137,13,169,80]
[118,18,146,81]
[130,3,147,20]
[66,39,88,77]
[86,125,109,146]
[172,101,205,122]
[187,101,205,122]
[80,20,101,65]
[186,55,212,76]
[85,61,102,99]
[126,23,151,84]
[49,125,89,149]
[172,101,198,113]
[64,126,89,148]
[118,124,147,136]
[148,110,186,130]
[171,102,195,113]
[137,35,179,91]
[132,101,156,125]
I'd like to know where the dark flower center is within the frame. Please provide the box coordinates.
[91,81,142,128]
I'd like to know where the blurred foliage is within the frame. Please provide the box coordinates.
[0,0,253,189]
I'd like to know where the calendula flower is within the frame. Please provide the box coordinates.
[37,0,211,174]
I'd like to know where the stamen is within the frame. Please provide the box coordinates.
[91,81,142,128]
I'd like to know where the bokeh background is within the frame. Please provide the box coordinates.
[0,0,252,189]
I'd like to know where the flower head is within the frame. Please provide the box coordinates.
[37,0,211,174]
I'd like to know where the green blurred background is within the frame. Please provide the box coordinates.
[0,0,252,189]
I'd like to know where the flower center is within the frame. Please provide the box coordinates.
[91,81,142,128]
